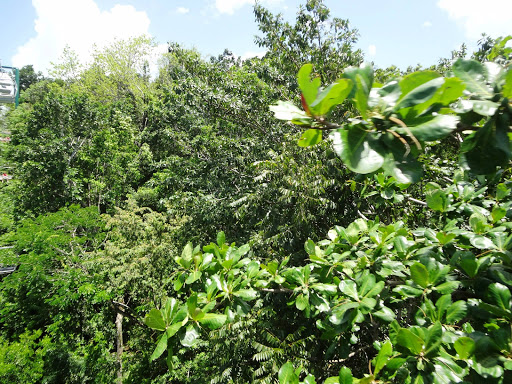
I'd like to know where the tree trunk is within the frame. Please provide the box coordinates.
[115,302,124,383]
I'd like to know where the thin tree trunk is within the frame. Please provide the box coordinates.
[115,301,124,383]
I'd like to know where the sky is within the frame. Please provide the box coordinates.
[1,0,511,76]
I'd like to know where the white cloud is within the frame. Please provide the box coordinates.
[422,21,432,28]
[214,0,284,15]
[368,45,377,57]
[176,7,190,14]
[12,0,151,73]
[437,0,512,40]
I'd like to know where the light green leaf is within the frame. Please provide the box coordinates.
[373,306,396,322]
[145,309,166,331]
[310,79,352,115]
[503,68,512,98]
[298,129,322,147]
[298,64,321,106]
[180,324,200,347]
[338,367,353,384]
[339,280,359,300]
[374,341,393,375]
[452,59,492,98]
[166,322,182,338]
[397,328,424,355]
[470,235,495,250]
[278,362,299,384]
[217,231,225,246]
[270,101,309,121]
[233,289,259,301]
[399,71,441,99]
[198,313,227,330]
[410,263,429,288]
[150,333,168,361]
[454,337,475,360]
[330,127,385,174]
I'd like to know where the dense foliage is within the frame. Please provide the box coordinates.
[0,1,511,383]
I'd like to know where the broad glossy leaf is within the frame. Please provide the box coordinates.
[395,114,458,142]
[198,313,227,330]
[185,270,202,284]
[339,280,359,300]
[150,333,168,361]
[234,289,259,301]
[373,306,396,322]
[425,322,442,356]
[163,297,180,324]
[311,283,338,295]
[426,190,448,212]
[278,362,299,384]
[342,63,374,100]
[338,367,353,384]
[180,324,200,347]
[434,281,460,294]
[166,322,182,338]
[330,127,385,174]
[295,293,309,311]
[397,328,424,355]
[217,231,225,246]
[374,341,392,375]
[298,64,321,107]
[303,374,317,384]
[488,282,511,310]
[310,79,352,115]
[410,263,429,288]
[452,59,493,98]
[470,235,495,250]
[471,100,499,116]
[394,77,444,112]
[329,302,359,325]
[145,309,166,331]
[298,129,322,147]
[399,71,441,99]
[454,337,475,360]
[270,101,309,121]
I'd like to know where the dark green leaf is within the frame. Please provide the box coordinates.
[488,283,511,310]
[452,59,492,98]
[395,77,444,112]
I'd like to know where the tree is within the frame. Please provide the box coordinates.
[18,65,44,92]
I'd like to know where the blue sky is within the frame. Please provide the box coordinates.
[1,0,511,75]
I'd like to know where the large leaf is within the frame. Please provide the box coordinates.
[180,324,201,347]
[298,64,321,107]
[399,71,441,99]
[410,262,429,288]
[395,115,458,142]
[338,367,353,384]
[198,313,227,330]
[330,126,385,174]
[394,77,444,113]
[270,101,309,121]
[488,283,511,310]
[374,341,392,375]
[310,79,352,116]
[145,309,166,331]
[397,328,424,355]
[278,362,299,384]
[150,333,168,361]
[445,301,467,323]
[298,129,322,147]
[452,59,493,98]
[454,337,475,360]
[339,280,359,301]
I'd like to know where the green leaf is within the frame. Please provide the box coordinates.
[298,64,321,107]
[338,367,353,384]
[445,301,467,324]
[150,332,168,361]
[298,129,322,147]
[329,302,359,325]
[395,114,458,142]
[452,59,492,98]
[295,293,309,311]
[217,231,225,247]
[270,101,309,121]
[397,328,424,355]
[395,77,444,112]
[303,374,317,384]
[434,281,460,294]
[180,324,200,347]
[311,283,338,295]
[278,362,299,384]
[145,309,166,331]
[503,68,512,98]
[233,289,259,301]
[339,280,359,301]
[374,341,392,375]
[425,322,442,356]
[166,322,182,338]
[410,263,429,288]
[330,126,385,174]
[399,71,441,99]
[488,282,511,310]
[198,313,227,330]
[310,79,352,115]
[426,189,449,212]
[470,235,495,250]
[454,337,475,360]
[185,270,202,284]
[373,306,396,322]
